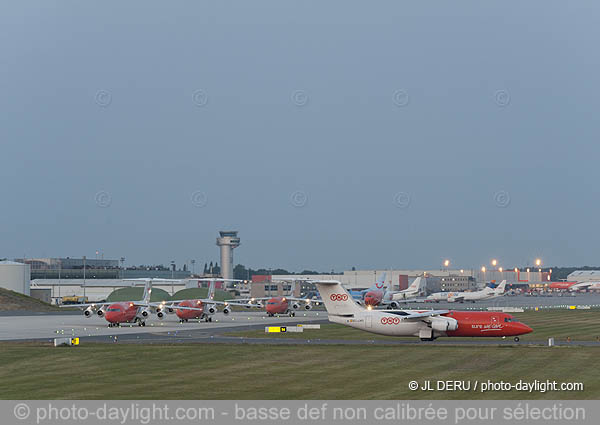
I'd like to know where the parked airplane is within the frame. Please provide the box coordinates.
[361,275,427,308]
[157,278,248,322]
[348,273,388,301]
[568,281,600,292]
[63,278,204,327]
[228,279,319,317]
[310,279,532,342]
[427,280,507,303]
[548,281,577,290]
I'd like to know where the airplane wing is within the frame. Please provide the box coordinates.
[381,310,450,320]
[388,298,430,304]
[283,297,321,304]
[448,295,464,302]
[59,302,113,309]
[225,295,275,302]
[149,302,204,312]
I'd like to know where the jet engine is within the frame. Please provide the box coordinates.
[222,307,231,315]
[97,307,105,317]
[304,303,312,310]
[429,317,458,332]
[291,303,300,310]
[156,310,166,319]
[84,306,94,317]
[207,306,217,315]
[389,301,401,310]
[139,308,150,318]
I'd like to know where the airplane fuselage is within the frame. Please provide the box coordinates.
[329,310,532,339]
[175,299,206,320]
[104,302,139,324]
[265,297,290,315]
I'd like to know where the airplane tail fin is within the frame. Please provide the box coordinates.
[208,280,216,300]
[310,280,363,316]
[372,272,387,290]
[495,280,507,295]
[142,280,152,304]
[408,276,422,292]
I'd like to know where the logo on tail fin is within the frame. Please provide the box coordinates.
[374,272,387,289]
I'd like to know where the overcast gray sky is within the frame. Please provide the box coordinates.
[1,1,599,271]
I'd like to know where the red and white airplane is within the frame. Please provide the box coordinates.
[311,279,532,342]
[548,281,577,290]
[64,278,204,327]
[156,278,248,322]
[227,279,319,317]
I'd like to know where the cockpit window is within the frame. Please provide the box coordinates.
[504,317,519,322]
[107,308,120,312]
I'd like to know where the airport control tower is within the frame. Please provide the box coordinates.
[216,231,240,282]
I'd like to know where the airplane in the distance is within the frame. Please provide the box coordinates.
[568,281,600,292]
[360,275,427,308]
[347,273,388,301]
[548,281,577,291]
[64,278,204,327]
[227,279,319,317]
[310,279,532,342]
[156,278,250,322]
[427,280,507,303]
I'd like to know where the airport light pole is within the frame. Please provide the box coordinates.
[171,261,175,295]
[83,256,86,298]
[120,257,125,279]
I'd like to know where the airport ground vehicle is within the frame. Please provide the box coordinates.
[61,295,89,305]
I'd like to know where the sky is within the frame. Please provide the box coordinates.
[1,1,599,271]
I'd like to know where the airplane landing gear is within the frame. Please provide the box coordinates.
[514,336,520,342]
[288,311,295,317]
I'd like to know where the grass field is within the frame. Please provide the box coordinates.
[225,309,600,342]
[0,343,598,399]
[0,309,598,400]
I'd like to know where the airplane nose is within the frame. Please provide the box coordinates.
[519,323,533,334]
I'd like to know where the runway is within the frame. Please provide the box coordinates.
[0,311,327,342]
